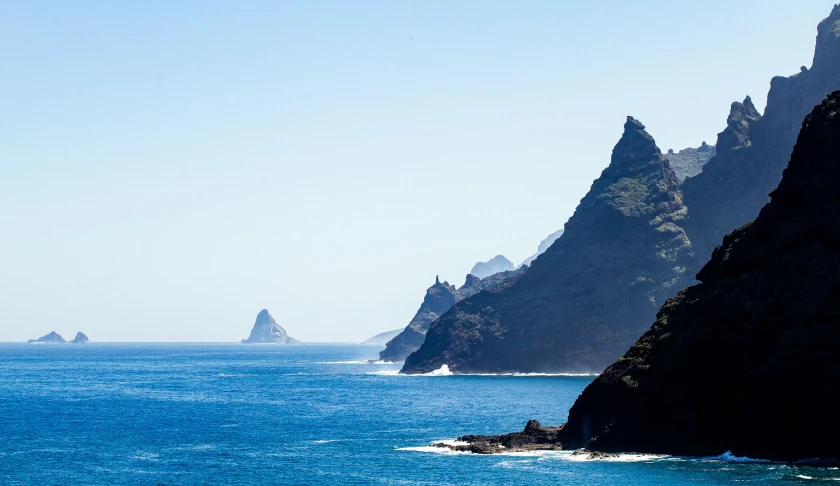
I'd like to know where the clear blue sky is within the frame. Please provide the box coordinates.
[1,1,834,342]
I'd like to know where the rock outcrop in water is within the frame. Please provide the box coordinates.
[241,309,299,344]
[28,332,66,344]
[379,271,521,362]
[400,5,840,375]
[663,142,716,182]
[519,229,565,267]
[469,255,515,279]
[69,332,90,344]
[553,91,840,463]
[402,117,693,374]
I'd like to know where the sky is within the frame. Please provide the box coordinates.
[1,1,835,342]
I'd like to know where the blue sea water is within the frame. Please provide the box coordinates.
[1,344,838,485]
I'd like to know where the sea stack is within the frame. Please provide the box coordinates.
[69,332,90,344]
[27,332,66,344]
[241,309,299,344]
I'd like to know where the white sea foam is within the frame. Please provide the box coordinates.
[314,440,339,444]
[424,364,453,376]
[697,451,772,464]
[369,365,595,378]
[399,442,665,462]
[317,360,396,365]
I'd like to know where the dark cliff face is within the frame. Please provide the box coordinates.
[558,92,840,462]
[400,6,840,375]
[682,5,840,265]
[379,271,520,362]
[241,309,299,344]
[401,118,693,374]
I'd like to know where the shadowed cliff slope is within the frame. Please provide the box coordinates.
[402,118,693,373]
[557,91,840,462]
[682,5,840,265]
[400,5,840,375]
[379,271,520,362]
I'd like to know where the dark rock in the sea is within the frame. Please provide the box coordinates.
[432,420,564,454]
[401,116,693,374]
[28,331,66,344]
[69,332,90,344]
[556,91,840,462]
[379,270,521,362]
[241,309,299,344]
[469,255,515,279]
[519,229,565,267]
[663,142,716,182]
[682,5,840,266]
[363,328,403,345]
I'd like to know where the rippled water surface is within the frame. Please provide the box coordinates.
[1,343,837,485]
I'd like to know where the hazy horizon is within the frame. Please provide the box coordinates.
[2,1,836,342]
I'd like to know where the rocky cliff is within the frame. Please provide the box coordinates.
[27,332,66,344]
[469,255,515,279]
[555,91,840,462]
[363,328,403,345]
[241,309,299,344]
[682,5,840,265]
[379,271,520,362]
[69,332,90,344]
[519,229,565,267]
[402,117,693,374]
[400,5,840,375]
[663,142,715,182]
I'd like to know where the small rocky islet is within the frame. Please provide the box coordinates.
[241,309,299,344]
[27,331,90,344]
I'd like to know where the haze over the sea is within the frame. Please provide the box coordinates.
[1,1,835,342]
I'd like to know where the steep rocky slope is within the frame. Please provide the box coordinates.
[663,142,715,182]
[401,5,840,375]
[469,255,515,279]
[402,118,693,373]
[241,309,299,344]
[519,229,564,267]
[556,91,840,462]
[682,5,840,264]
[379,271,520,362]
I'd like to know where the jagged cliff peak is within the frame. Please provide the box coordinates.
[610,117,661,168]
[716,96,762,151]
[812,4,840,73]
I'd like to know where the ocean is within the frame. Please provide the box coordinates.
[0,343,836,485]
